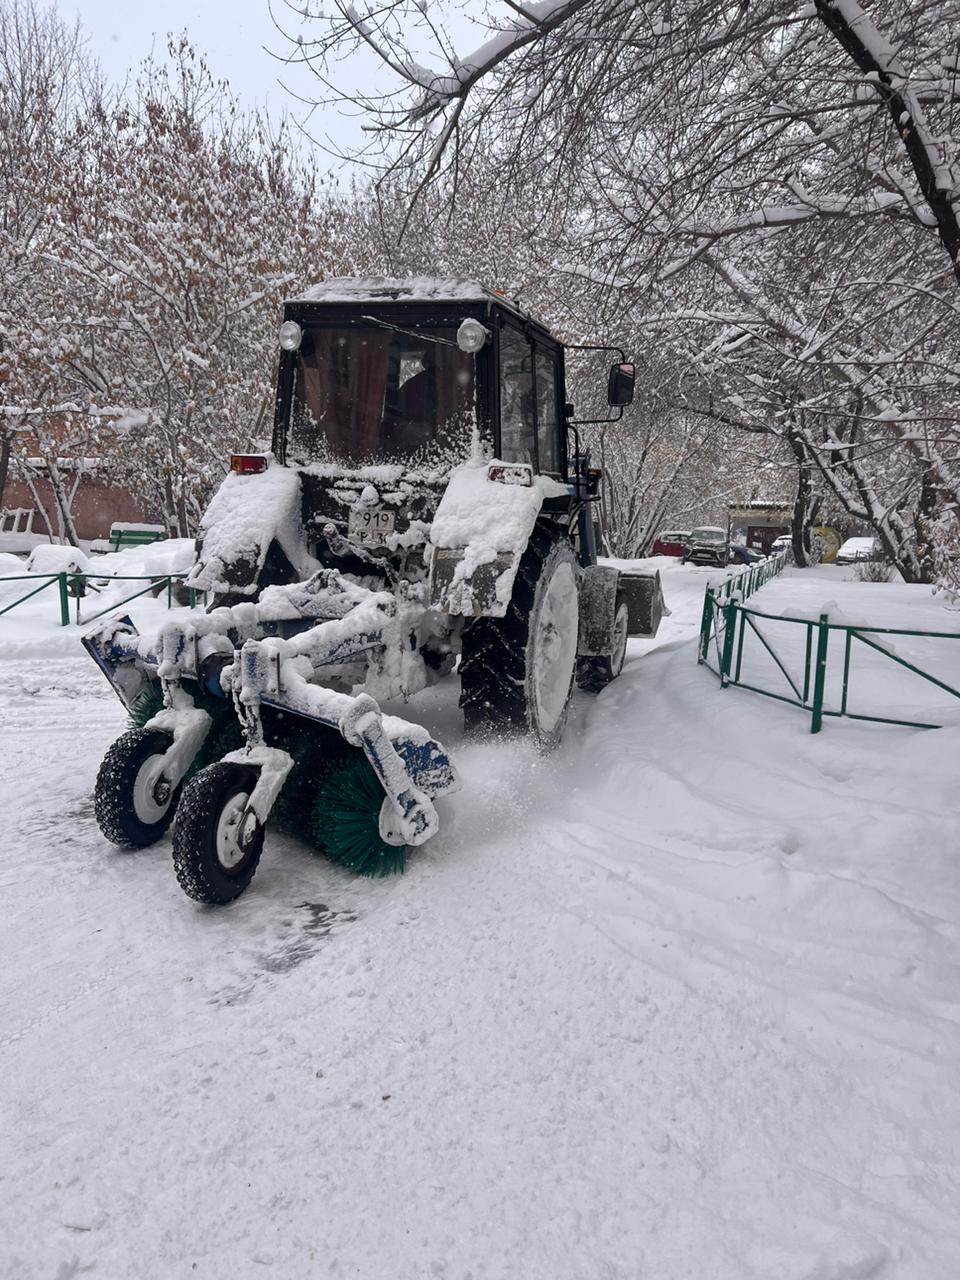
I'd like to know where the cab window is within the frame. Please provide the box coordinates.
[499,326,536,465]
[535,349,560,474]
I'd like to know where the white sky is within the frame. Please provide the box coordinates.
[67,0,364,159]
[67,1,488,166]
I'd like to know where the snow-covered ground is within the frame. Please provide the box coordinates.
[3,559,960,1279]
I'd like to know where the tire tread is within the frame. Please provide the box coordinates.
[172,762,264,905]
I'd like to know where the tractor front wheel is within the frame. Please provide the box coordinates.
[172,763,264,905]
[460,530,580,751]
[94,728,180,848]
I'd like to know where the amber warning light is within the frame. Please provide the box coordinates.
[230,454,268,475]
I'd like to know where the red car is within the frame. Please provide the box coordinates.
[652,529,689,557]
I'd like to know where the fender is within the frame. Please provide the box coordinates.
[185,461,314,598]
[577,565,620,656]
[428,459,571,617]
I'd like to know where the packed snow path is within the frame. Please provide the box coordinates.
[3,563,959,1279]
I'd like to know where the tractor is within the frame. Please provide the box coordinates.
[86,278,665,904]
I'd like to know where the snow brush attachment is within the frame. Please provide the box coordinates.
[129,684,165,728]
[128,682,242,777]
[312,753,407,878]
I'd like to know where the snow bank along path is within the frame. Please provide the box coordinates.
[2,561,959,1279]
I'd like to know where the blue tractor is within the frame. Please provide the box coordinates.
[86,278,665,904]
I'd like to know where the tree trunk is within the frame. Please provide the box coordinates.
[19,466,57,543]
[787,434,821,567]
[45,457,83,548]
[0,431,12,512]
[162,474,179,538]
[912,465,941,584]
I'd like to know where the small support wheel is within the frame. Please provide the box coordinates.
[576,599,630,693]
[172,762,264,905]
[94,728,181,848]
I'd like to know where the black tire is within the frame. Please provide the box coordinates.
[94,728,180,848]
[459,527,580,751]
[172,762,264,905]
[576,599,630,693]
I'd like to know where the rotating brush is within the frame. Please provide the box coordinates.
[311,753,407,878]
[129,684,165,728]
[128,683,242,777]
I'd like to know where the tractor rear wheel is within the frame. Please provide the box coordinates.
[172,762,264,905]
[459,529,580,752]
[94,728,180,848]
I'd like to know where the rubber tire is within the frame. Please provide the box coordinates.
[576,599,630,693]
[172,762,264,905]
[94,728,180,848]
[459,527,579,752]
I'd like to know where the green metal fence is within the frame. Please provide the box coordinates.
[698,570,960,733]
[696,550,788,665]
[0,571,206,627]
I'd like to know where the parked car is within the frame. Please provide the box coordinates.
[771,534,791,555]
[682,526,730,567]
[728,543,762,564]
[836,536,880,564]
[652,529,690,557]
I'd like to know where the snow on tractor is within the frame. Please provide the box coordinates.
[85,278,665,904]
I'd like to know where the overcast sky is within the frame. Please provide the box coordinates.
[67,0,488,173]
[67,0,365,159]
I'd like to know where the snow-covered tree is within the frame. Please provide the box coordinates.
[0,0,107,536]
[292,0,960,586]
[55,40,344,535]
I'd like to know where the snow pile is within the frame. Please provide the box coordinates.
[89,538,195,580]
[26,543,90,576]
[0,551,26,577]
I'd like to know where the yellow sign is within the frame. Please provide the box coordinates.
[814,526,842,563]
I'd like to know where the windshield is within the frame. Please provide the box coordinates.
[288,323,476,466]
[690,528,726,542]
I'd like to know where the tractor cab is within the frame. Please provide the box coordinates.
[273,277,572,480]
[192,277,638,601]
[260,277,634,580]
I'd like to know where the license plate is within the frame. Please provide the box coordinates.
[347,507,396,542]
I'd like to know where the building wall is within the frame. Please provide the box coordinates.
[3,473,160,541]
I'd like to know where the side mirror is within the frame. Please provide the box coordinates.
[607,362,635,407]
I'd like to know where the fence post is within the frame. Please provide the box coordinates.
[58,573,70,627]
[698,587,714,663]
[810,612,830,734]
[166,576,172,609]
[720,598,738,687]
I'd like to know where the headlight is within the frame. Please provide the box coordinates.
[456,318,490,353]
[278,320,302,351]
